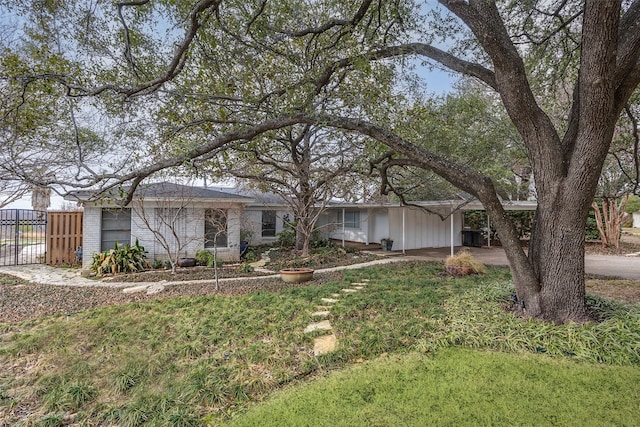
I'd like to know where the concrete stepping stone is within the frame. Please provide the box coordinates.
[311,310,331,318]
[146,283,165,295]
[353,286,364,290]
[331,293,341,297]
[342,288,357,293]
[321,298,338,304]
[314,334,337,356]
[122,284,150,294]
[304,320,332,334]
[250,260,268,268]
[316,305,331,311]
[351,282,369,286]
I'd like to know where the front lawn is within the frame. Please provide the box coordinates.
[1,261,638,426]
[229,349,640,427]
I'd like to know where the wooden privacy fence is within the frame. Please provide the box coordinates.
[46,211,83,266]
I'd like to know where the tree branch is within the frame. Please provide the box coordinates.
[24,0,221,98]
[614,0,640,113]
[276,0,374,37]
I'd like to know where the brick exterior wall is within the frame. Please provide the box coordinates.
[81,207,104,270]
[82,203,243,269]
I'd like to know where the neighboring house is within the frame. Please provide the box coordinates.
[633,210,640,228]
[67,182,253,269]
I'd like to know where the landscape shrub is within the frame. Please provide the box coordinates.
[195,249,215,267]
[465,209,602,242]
[195,250,222,268]
[444,250,487,276]
[238,262,254,273]
[277,228,296,248]
[90,240,149,276]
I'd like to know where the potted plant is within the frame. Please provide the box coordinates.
[280,267,315,283]
[381,238,394,251]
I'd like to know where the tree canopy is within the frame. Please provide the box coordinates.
[2,0,640,323]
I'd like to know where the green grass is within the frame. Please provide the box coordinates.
[228,349,640,427]
[0,261,639,426]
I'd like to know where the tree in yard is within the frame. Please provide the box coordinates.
[0,179,28,209]
[591,92,640,247]
[591,156,632,248]
[609,93,640,196]
[204,206,230,290]
[3,1,640,323]
[371,86,529,204]
[214,125,371,256]
[132,182,215,274]
[308,0,640,323]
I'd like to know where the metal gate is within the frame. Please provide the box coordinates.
[0,209,47,266]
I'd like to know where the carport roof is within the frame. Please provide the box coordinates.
[324,199,537,211]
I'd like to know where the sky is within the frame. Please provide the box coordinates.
[3,193,67,211]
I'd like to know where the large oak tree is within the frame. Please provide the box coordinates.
[3,0,640,323]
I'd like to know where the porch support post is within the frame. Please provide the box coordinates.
[342,208,345,248]
[487,214,491,248]
[402,207,406,254]
[450,203,454,257]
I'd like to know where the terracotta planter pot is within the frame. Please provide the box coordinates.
[280,268,315,283]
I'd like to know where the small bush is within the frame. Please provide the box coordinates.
[277,228,296,248]
[244,250,257,263]
[238,262,254,273]
[444,250,487,276]
[90,240,149,276]
[195,249,214,266]
[195,249,222,268]
[311,228,332,248]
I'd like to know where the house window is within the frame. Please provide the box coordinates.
[338,210,361,229]
[101,208,131,251]
[205,209,227,247]
[155,207,185,227]
[262,210,276,237]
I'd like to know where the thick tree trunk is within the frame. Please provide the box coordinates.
[528,203,590,323]
[476,175,593,323]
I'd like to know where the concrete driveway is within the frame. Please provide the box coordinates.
[403,246,640,280]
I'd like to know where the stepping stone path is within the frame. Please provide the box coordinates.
[304,279,370,356]
[122,282,168,295]
[249,249,276,273]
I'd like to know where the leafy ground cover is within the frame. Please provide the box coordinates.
[1,261,639,426]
